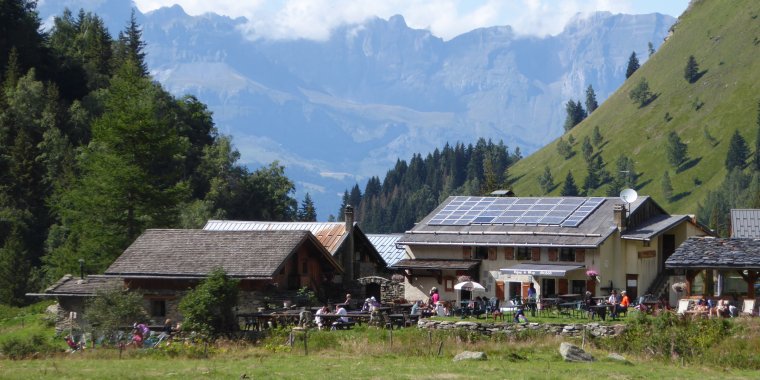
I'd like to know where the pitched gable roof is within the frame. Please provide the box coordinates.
[105,229,340,279]
[204,221,348,254]
[203,220,387,266]
[27,275,123,297]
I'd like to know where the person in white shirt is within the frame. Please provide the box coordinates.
[315,305,329,330]
[332,304,349,330]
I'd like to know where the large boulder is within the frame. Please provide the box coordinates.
[453,351,488,361]
[559,342,595,362]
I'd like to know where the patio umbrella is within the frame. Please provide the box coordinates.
[454,281,486,291]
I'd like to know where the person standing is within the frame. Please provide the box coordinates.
[527,283,538,317]
[430,287,440,305]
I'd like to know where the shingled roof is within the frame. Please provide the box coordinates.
[27,275,123,297]
[731,209,760,238]
[665,237,760,269]
[105,229,340,279]
[367,234,407,266]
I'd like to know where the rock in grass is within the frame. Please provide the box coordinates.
[559,342,595,362]
[607,353,632,365]
[453,351,488,361]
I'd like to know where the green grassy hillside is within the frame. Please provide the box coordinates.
[509,0,760,215]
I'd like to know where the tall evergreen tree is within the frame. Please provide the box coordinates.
[563,100,586,131]
[625,51,640,79]
[755,101,760,172]
[337,190,349,221]
[585,85,598,114]
[581,136,594,163]
[666,131,689,168]
[561,172,579,196]
[684,55,699,83]
[592,126,603,147]
[648,42,655,57]
[556,137,573,159]
[661,171,673,200]
[44,61,189,278]
[114,9,148,77]
[725,130,749,171]
[297,193,317,222]
[537,166,554,194]
[606,155,636,196]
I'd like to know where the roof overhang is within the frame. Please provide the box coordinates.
[500,263,584,277]
[391,259,480,271]
[622,215,691,241]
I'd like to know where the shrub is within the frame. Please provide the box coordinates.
[0,334,59,359]
[85,287,147,340]
[179,267,239,337]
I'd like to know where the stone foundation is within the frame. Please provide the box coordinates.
[417,319,625,338]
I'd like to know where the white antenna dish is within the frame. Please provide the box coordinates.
[619,188,638,204]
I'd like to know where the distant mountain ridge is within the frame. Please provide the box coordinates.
[38,2,676,219]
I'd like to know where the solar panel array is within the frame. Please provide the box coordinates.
[427,197,606,227]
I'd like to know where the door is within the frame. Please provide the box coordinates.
[495,281,505,300]
[662,234,676,272]
[365,283,381,302]
[626,274,638,301]
[508,282,521,301]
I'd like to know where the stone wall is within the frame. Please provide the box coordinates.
[417,319,626,338]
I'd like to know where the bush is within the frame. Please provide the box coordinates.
[594,312,732,361]
[0,334,59,359]
[179,267,239,337]
[85,287,147,339]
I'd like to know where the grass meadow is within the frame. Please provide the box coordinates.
[2,303,760,379]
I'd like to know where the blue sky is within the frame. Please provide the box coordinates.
[133,0,690,41]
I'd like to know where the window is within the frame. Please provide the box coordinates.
[151,300,166,317]
[559,248,576,262]
[541,278,556,297]
[571,280,586,295]
[516,247,531,261]
[444,277,455,292]
[474,246,489,260]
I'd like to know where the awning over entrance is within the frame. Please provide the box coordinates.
[500,264,584,277]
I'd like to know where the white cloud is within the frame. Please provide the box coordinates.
[134,0,686,41]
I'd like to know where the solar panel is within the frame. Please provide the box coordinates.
[427,196,605,227]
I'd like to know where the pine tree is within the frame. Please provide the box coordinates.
[582,136,594,163]
[725,130,749,171]
[625,51,640,79]
[537,166,554,194]
[583,160,599,195]
[337,190,349,221]
[563,100,586,131]
[298,193,317,221]
[662,171,673,200]
[556,137,573,159]
[585,85,598,114]
[666,131,689,168]
[592,126,603,147]
[755,101,760,172]
[684,55,699,83]
[629,78,652,107]
[115,9,148,77]
[561,172,579,196]
[648,42,655,57]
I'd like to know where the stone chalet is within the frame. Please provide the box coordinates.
[394,195,711,305]
[33,229,342,324]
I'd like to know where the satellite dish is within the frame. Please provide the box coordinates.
[619,188,638,204]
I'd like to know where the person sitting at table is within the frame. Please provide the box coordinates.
[617,290,630,316]
[513,306,529,323]
[315,305,329,330]
[361,298,371,312]
[410,300,422,316]
[344,293,353,309]
[331,304,349,330]
[608,290,619,317]
[369,296,382,310]
[710,299,730,318]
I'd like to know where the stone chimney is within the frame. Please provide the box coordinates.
[343,205,355,287]
[613,204,626,232]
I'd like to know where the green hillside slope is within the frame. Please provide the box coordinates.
[509,0,760,215]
